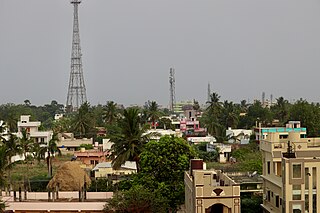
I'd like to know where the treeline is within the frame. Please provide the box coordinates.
[202,93,320,138]
[0,100,169,139]
[1,94,320,138]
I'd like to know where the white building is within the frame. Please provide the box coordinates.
[145,129,182,141]
[187,136,216,145]
[211,143,232,163]
[102,138,113,152]
[57,133,93,152]
[17,115,52,145]
[54,114,64,120]
[226,128,252,144]
[92,161,137,178]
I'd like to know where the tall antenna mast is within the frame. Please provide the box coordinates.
[66,0,87,112]
[169,68,176,112]
[207,82,211,102]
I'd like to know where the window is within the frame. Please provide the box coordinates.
[292,185,301,200]
[275,195,280,207]
[305,194,309,212]
[292,164,302,178]
[274,162,282,176]
[305,168,309,190]
[292,204,302,213]
[313,194,317,213]
[312,167,317,189]
[267,161,271,174]
[267,191,271,202]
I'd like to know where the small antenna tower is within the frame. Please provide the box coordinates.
[270,94,273,106]
[262,92,265,105]
[66,0,87,112]
[207,83,211,102]
[169,68,176,112]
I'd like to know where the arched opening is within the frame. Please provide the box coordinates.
[205,203,231,213]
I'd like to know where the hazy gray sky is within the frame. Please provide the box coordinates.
[1,0,320,107]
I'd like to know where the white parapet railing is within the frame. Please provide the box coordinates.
[2,191,113,211]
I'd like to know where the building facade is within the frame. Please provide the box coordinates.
[255,121,306,142]
[260,131,320,213]
[185,160,241,213]
[17,115,53,144]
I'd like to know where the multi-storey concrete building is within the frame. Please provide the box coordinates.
[185,159,241,213]
[17,115,53,144]
[260,131,320,213]
[255,121,306,142]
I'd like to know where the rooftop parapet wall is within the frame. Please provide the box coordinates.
[260,132,320,154]
[3,191,113,211]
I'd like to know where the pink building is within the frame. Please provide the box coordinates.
[74,149,109,168]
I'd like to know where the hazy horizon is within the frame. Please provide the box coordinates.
[1,0,320,107]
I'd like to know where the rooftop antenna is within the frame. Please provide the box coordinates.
[169,68,176,112]
[66,0,87,112]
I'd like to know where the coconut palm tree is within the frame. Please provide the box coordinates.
[19,129,34,190]
[240,99,249,113]
[2,134,21,190]
[72,102,95,138]
[0,146,10,189]
[110,108,150,172]
[5,114,17,133]
[193,99,200,112]
[103,101,118,125]
[206,92,222,115]
[146,101,161,129]
[222,101,239,129]
[203,92,223,136]
[46,133,61,177]
[272,97,290,124]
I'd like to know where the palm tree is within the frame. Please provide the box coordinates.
[2,134,21,190]
[240,100,249,113]
[103,101,118,125]
[0,121,5,142]
[110,108,150,172]
[193,99,200,112]
[206,92,222,114]
[146,101,161,129]
[203,92,223,136]
[72,102,95,138]
[222,101,239,129]
[272,97,290,124]
[46,133,61,177]
[19,129,34,191]
[6,113,17,133]
[0,146,10,189]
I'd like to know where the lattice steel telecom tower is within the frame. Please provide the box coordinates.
[66,0,87,112]
[169,68,176,112]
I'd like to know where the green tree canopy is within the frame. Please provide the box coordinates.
[104,185,168,213]
[136,136,196,211]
